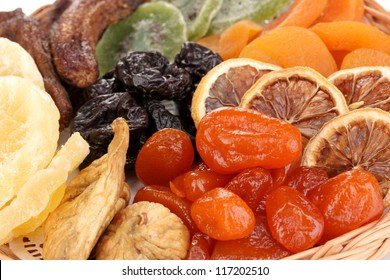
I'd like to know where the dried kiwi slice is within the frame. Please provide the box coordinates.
[154,0,223,41]
[209,0,291,35]
[96,2,187,76]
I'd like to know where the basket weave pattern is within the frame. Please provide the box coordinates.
[1,0,390,261]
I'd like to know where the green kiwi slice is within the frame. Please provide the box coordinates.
[208,0,292,35]
[154,0,223,41]
[96,2,187,76]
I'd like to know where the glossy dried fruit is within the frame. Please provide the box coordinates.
[186,232,215,260]
[196,107,302,174]
[284,166,329,196]
[135,128,194,186]
[95,201,190,260]
[266,186,324,253]
[191,187,256,241]
[308,170,384,244]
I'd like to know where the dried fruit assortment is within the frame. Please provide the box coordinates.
[1,0,390,261]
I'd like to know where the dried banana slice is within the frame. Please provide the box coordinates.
[43,118,130,260]
[95,201,190,260]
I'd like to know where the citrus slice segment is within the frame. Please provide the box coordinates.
[302,108,390,185]
[0,132,89,245]
[0,38,44,90]
[0,76,60,209]
[328,66,390,112]
[191,58,281,127]
[240,67,349,144]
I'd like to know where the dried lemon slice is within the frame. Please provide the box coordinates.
[302,108,390,185]
[0,132,89,245]
[0,76,60,209]
[328,66,390,112]
[240,66,349,144]
[191,58,281,127]
[0,38,44,89]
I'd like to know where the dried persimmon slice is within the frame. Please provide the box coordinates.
[240,66,349,144]
[328,66,390,112]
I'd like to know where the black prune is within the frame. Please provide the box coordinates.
[115,51,193,101]
[174,42,222,83]
[144,99,183,132]
[72,92,148,170]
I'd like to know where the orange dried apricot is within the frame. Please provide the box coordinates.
[311,21,390,55]
[238,45,280,66]
[266,186,324,253]
[240,26,337,76]
[135,128,194,186]
[284,166,329,196]
[340,48,390,69]
[218,20,262,60]
[196,34,221,53]
[308,170,384,244]
[190,187,255,241]
[196,107,302,174]
[211,216,291,260]
[186,232,215,260]
[314,0,364,23]
[270,154,302,187]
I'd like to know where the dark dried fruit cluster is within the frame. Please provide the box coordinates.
[72,42,222,170]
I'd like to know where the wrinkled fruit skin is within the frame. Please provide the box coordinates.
[186,232,216,260]
[135,128,194,186]
[190,187,256,241]
[266,186,325,253]
[196,107,302,174]
[308,169,384,244]
[284,166,329,196]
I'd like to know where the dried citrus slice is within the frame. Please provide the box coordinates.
[0,38,44,90]
[328,67,390,112]
[302,108,390,185]
[191,58,281,127]
[0,76,59,209]
[0,132,89,245]
[240,67,349,143]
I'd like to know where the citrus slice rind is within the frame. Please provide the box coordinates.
[0,38,44,90]
[328,66,390,112]
[191,58,281,127]
[0,132,89,245]
[0,76,60,209]
[240,66,349,143]
[302,108,390,184]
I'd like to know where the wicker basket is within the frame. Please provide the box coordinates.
[1,0,390,261]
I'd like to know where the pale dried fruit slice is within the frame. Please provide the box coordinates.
[0,38,44,89]
[0,76,59,209]
[302,108,390,186]
[328,66,390,112]
[240,66,349,144]
[191,58,281,127]
[0,132,89,245]
[43,118,129,260]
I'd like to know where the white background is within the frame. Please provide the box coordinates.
[0,0,389,261]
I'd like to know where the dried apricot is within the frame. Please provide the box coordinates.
[196,34,221,53]
[240,26,337,76]
[266,186,324,253]
[311,21,390,55]
[284,166,329,196]
[211,216,291,260]
[340,48,390,69]
[270,154,302,187]
[196,107,302,174]
[308,170,384,244]
[133,185,198,236]
[225,167,273,214]
[135,128,194,186]
[186,232,215,260]
[314,0,364,23]
[191,187,255,241]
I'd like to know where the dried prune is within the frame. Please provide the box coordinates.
[72,92,148,169]
[115,51,193,100]
[174,42,222,83]
[144,99,183,131]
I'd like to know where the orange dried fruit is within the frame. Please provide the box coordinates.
[340,48,390,69]
[191,58,281,127]
[238,45,280,66]
[196,34,221,53]
[311,21,390,55]
[240,26,338,76]
[314,0,365,23]
[240,66,349,144]
[263,0,327,33]
[302,108,390,186]
[328,66,390,112]
[218,20,262,60]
